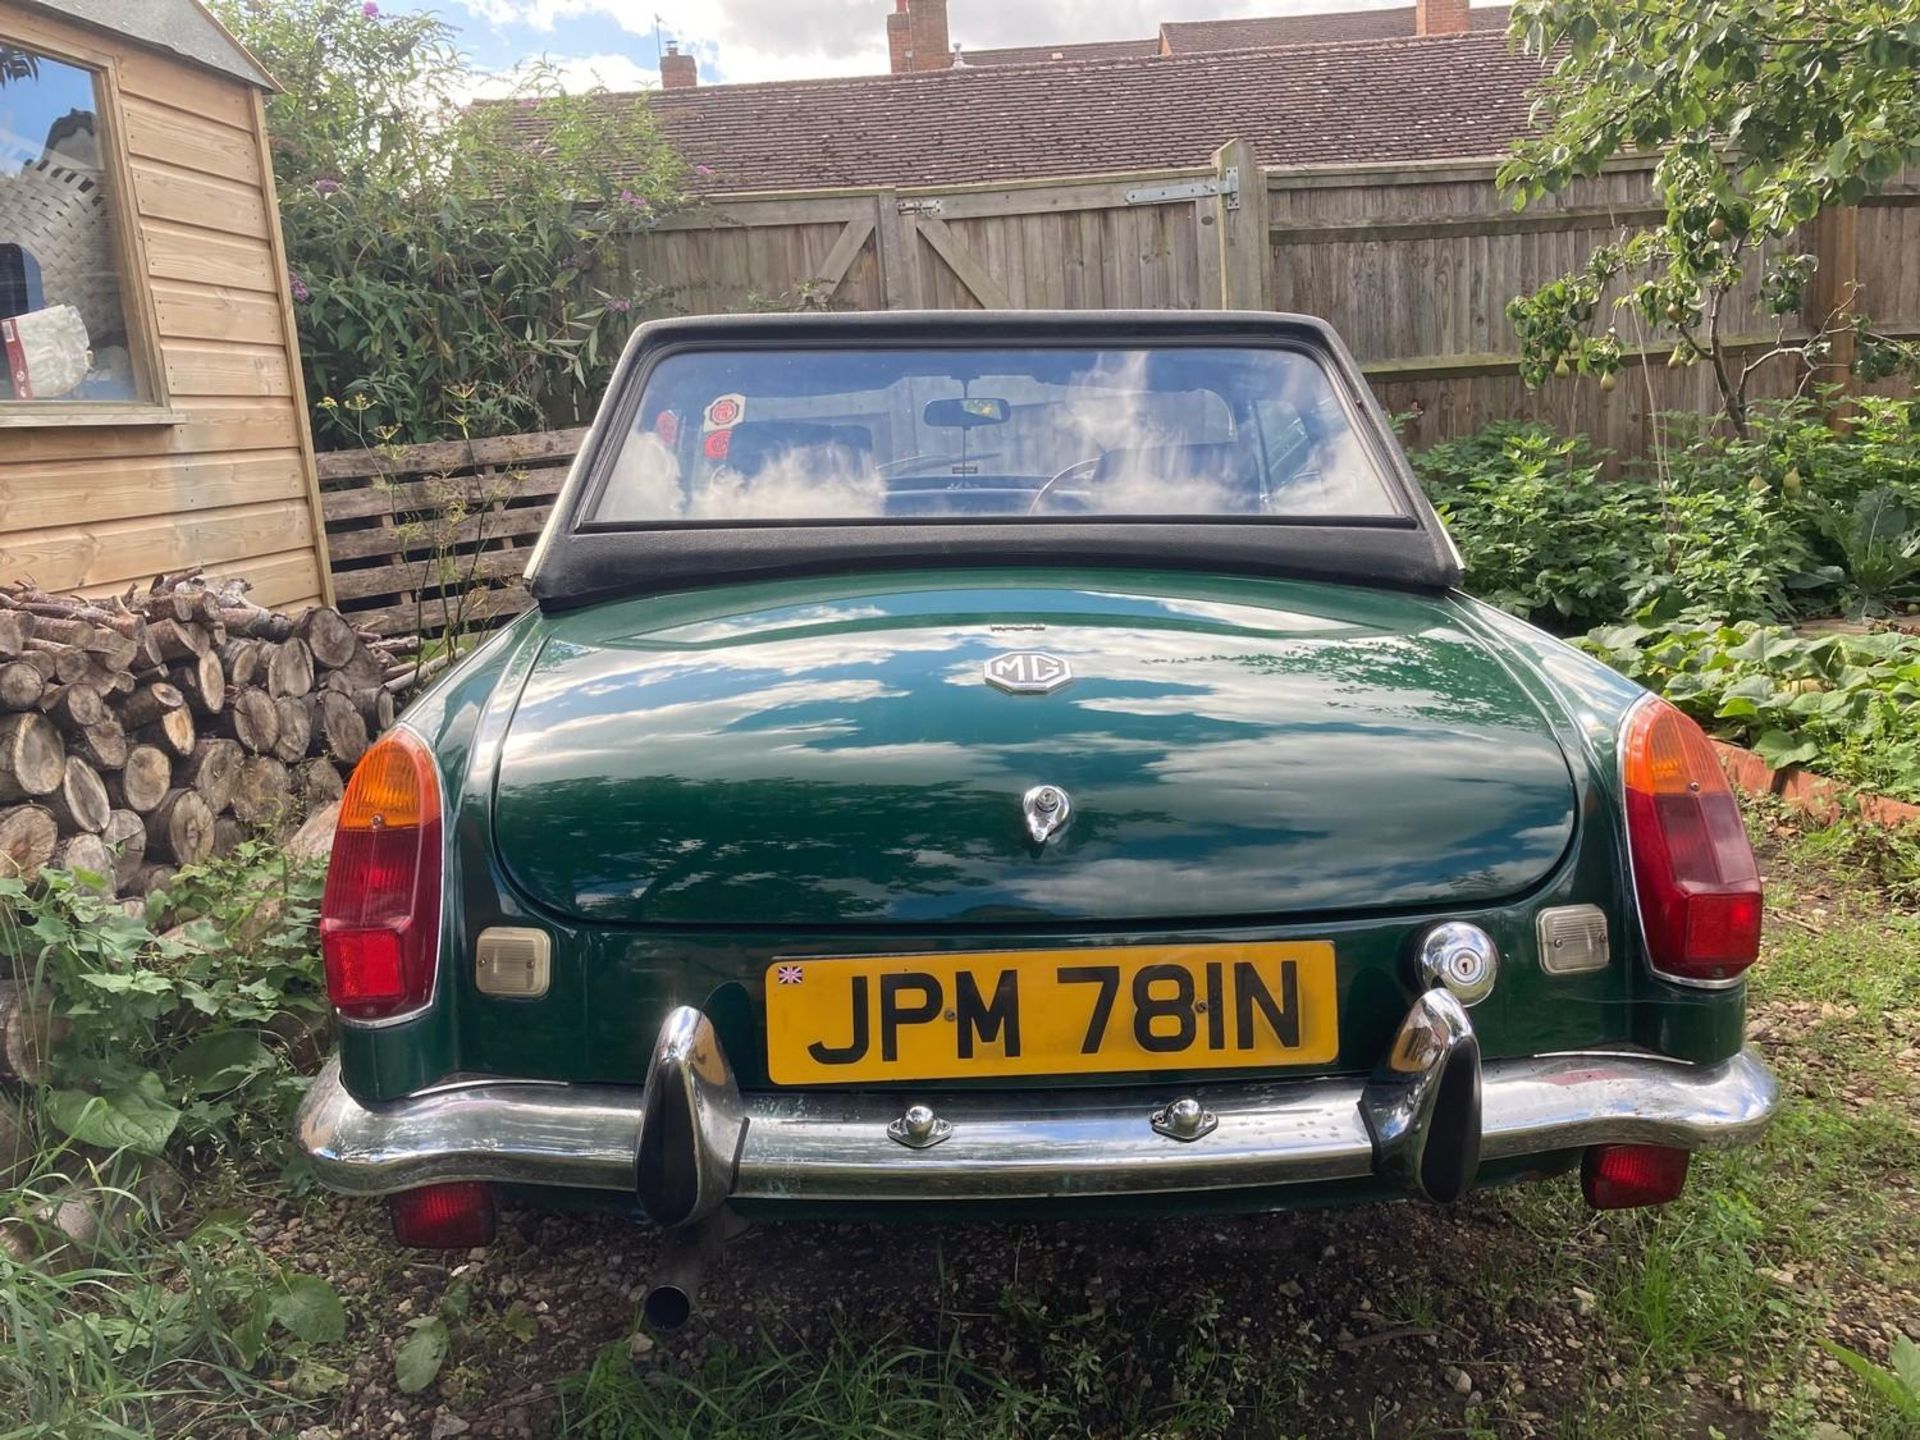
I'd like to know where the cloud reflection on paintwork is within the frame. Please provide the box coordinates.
[494,577,1577,925]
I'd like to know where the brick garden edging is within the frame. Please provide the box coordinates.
[1712,740,1920,831]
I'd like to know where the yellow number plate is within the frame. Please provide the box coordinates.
[764,942,1337,1085]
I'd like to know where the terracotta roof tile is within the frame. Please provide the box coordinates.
[504,31,1543,195]
[1160,5,1509,52]
[963,37,1165,66]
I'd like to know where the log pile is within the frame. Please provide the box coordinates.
[0,571,427,897]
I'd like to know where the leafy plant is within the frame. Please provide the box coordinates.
[1819,1335,1920,1424]
[1501,0,1920,433]
[211,0,686,444]
[1814,487,1920,617]
[0,841,327,1166]
[1581,612,1920,799]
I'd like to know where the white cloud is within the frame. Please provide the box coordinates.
[462,50,661,100]
[453,0,1448,89]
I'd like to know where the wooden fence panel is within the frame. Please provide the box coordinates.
[316,428,585,638]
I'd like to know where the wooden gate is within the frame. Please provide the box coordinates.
[612,141,1273,316]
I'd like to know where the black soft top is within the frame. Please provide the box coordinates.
[526,310,1462,607]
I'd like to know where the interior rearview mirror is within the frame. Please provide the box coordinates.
[923,397,1011,429]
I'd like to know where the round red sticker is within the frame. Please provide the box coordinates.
[704,429,732,461]
[707,396,741,427]
[653,410,679,446]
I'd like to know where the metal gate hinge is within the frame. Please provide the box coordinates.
[1126,166,1240,210]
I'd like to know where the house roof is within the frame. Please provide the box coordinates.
[962,37,1165,67]
[535,31,1544,195]
[1161,4,1510,50]
[21,0,276,90]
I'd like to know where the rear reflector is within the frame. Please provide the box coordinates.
[321,729,443,1021]
[389,1182,496,1248]
[1582,1143,1690,1209]
[1620,698,1762,984]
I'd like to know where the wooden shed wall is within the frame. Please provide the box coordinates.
[0,1,329,611]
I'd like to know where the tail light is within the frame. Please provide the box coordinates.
[1582,1143,1690,1209]
[389,1182,495,1247]
[1620,697,1762,984]
[321,729,443,1021]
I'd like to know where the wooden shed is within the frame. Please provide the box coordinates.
[0,0,330,610]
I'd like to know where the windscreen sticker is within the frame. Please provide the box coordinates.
[703,428,732,461]
[702,393,745,431]
[652,409,680,447]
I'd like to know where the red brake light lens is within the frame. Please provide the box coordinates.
[388,1182,495,1248]
[1621,698,1762,983]
[1582,1143,1690,1210]
[321,729,442,1020]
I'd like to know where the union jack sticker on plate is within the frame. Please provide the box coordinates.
[776,964,804,985]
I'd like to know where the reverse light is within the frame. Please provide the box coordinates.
[321,729,443,1021]
[1621,698,1762,984]
[1582,1143,1690,1210]
[388,1181,495,1247]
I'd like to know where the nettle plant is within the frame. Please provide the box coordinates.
[215,0,685,444]
[1501,0,1920,435]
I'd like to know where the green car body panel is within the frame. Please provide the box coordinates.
[339,567,1744,1115]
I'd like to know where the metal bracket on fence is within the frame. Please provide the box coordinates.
[895,198,944,217]
[1127,167,1240,210]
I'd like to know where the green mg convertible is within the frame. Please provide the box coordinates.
[297,312,1778,1309]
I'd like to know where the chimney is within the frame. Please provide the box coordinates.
[886,0,912,73]
[660,41,697,89]
[908,0,952,71]
[1415,0,1470,35]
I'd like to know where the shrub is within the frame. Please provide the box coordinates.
[1413,397,1920,629]
[213,0,685,445]
[1581,614,1920,802]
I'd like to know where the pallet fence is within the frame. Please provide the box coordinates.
[316,428,583,638]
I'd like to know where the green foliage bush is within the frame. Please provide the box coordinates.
[1412,397,1920,631]
[213,0,685,445]
[0,844,345,1435]
[1580,615,1920,802]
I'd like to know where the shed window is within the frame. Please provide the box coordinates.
[0,42,147,405]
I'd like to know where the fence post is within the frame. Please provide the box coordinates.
[1805,204,1860,415]
[1212,140,1271,310]
[876,190,915,309]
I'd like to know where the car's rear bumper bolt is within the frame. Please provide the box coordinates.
[1150,1096,1217,1142]
[887,1103,953,1149]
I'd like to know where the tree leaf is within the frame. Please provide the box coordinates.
[170,1030,274,1095]
[270,1274,346,1345]
[44,1073,180,1155]
[1752,730,1821,771]
[395,1316,450,1394]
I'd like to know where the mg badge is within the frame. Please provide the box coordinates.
[1022,784,1072,844]
[985,651,1072,695]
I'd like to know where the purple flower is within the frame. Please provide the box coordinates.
[693,163,714,177]
[362,1,379,16]
[290,273,311,303]
[616,189,651,210]
[313,176,342,196]
[605,298,632,314]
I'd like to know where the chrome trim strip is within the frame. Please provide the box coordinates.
[296,1046,1780,1203]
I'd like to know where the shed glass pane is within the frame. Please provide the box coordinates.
[0,43,147,405]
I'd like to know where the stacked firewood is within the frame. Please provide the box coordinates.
[0,571,430,898]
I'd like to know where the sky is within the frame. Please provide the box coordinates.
[376,0,1423,94]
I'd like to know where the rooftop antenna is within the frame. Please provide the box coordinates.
[653,14,666,70]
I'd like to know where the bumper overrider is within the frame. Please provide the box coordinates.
[295,992,1779,1226]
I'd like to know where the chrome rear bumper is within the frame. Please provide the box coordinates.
[297,1001,1778,1219]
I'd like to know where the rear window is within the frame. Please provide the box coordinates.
[588,346,1398,524]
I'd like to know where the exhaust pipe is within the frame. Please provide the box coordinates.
[640,1209,746,1331]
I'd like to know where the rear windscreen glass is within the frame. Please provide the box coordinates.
[588,346,1399,524]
